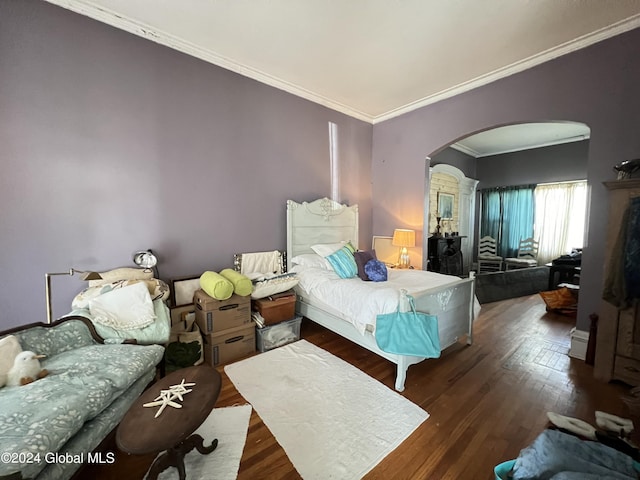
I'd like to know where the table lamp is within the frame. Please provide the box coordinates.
[45,268,102,324]
[392,229,416,269]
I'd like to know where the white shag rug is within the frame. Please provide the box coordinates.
[224,340,429,479]
[147,404,252,480]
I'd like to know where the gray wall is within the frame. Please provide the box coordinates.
[430,147,476,179]
[477,140,589,189]
[372,27,640,331]
[0,1,372,328]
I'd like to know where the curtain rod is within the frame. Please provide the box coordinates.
[480,179,587,191]
[537,179,587,186]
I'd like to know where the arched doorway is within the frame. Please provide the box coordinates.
[425,121,590,275]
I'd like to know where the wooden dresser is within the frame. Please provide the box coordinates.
[594,179,640,385]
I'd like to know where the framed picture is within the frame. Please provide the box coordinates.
[169,275,201,307]
[437,192,455,220]
[371,236,397,266]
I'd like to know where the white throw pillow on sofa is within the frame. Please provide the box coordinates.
[88,267,154,287]
[89,282,156,331]
[0,335,23,387]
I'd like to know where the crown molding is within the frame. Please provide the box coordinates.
[449,142,481,158]
[372,14,640,124]
[46,1,640,126]
[44,0,375,123]
[451,133,591,158]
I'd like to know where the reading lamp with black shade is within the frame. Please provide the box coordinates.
[45,268,102,324]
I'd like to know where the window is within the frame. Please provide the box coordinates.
[534,181,587,264]
[480,181,587,264]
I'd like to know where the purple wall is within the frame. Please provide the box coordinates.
[0,1,372,328]
[372,27,640,331]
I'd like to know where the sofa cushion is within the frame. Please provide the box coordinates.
[8,319,97,358]
[34,369,156,480]
[0,343,163,478]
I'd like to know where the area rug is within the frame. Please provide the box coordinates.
[148,404,252,480]
[224,339,429,479]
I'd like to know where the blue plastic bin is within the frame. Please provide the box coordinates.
[494,459,516,480]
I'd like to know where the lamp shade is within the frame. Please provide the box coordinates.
[392,229,415,248]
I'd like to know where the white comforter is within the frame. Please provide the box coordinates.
[291,266,464,334]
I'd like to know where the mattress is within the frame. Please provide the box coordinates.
[291,266,465,334]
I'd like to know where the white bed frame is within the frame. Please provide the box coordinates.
[286,197,476,392]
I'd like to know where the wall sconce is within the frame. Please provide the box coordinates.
[45,269,102,324]
[392,229,416,269]
[133,249,159,277]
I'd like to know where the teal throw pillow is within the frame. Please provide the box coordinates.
[326,245,358,279]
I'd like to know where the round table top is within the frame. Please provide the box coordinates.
[116,365,221,454]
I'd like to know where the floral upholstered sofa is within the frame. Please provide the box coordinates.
[0,316,164,480]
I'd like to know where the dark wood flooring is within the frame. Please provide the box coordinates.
[86,294,634,480]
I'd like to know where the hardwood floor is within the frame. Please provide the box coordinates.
[88,294,633,480]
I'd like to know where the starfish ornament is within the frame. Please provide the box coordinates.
[143,378,196,418]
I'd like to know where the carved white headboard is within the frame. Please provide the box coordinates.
[286,198,359,271]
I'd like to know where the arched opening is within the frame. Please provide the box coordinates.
[425,121,590,287]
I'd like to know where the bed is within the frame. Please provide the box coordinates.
[286,197,478,391]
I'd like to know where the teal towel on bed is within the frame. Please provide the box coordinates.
[200,271,234,300]
[375,295,441,358]
[219,268,253,296]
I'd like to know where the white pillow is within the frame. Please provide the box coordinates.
[73,279,169,309]
[0,335,23,388]
[291,254,332,270]
[89,282,156,331]
[310,242,347,257]
[251,273,299,300]
[88,267,154,287]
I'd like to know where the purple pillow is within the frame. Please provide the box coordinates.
[354,250,377,281]
[364,259,387,282]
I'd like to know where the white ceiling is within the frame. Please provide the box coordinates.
[46,0,640,125]
[451,122,591,158]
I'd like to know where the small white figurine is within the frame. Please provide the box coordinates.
[7,351,49,386]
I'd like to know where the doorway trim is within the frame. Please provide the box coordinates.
[425,163,479,273]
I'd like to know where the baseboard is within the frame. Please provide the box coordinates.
[569,328,590,361]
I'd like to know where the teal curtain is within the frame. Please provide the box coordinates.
[481,189,502,242]
[501,186,535,258]
[479,185,535,258]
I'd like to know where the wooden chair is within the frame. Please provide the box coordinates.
[477,236,503,273]
[504,237,539,270]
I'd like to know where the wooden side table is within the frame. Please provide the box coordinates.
[116,365,222,480]
[546,262,581,290]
